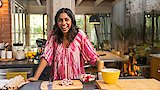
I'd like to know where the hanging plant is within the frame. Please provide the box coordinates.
[115,25,135,41]
[115,25,136,54]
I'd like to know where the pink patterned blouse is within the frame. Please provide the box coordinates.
[41,30,98,80]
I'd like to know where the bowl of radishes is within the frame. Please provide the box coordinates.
[80,74,96,83]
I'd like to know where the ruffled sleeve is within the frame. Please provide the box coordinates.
[80,30,98,66]
[40,31,55,66]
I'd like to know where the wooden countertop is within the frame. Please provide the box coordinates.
[41,80,83,90]
[150,54,160,58]
[0,59,39,68]
[96,79,160,90]
[20,80,97,90]
[96,51,128,62]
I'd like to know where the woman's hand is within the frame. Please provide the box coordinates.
[96,57,104,72]
[27,77,38,82]
[98,60,104,72]
[26,58,47,82]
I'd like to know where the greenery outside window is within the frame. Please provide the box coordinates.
[75,15,97,46]
[29,14,47,47]
[75,14,111,49]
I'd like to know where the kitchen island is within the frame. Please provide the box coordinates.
[20,80,98,90]
[0,58,160,90]
[0,51,128,80]
[19,78,160,90]
[96,78,160,90]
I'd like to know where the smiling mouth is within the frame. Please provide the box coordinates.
[62,27,67,29]
[61,27,68,31]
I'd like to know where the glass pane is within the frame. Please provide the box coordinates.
[15,33,19,43]
[30,14,43,34]
[30,34,43,46]
[15,13,19,32]
[19,13,22,32]
[11,1,26,44]
[19,32,23,43]
[30,14,47,46]
[44,15,47,39]
[145,15,152,42]
[86,15,96,40]
[75,15,84,30]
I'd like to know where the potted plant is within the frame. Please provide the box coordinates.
[134,43,151,65]
[100,40,110,51]
[115,25,135,55]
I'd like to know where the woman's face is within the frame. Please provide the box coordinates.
[57,12,72,34]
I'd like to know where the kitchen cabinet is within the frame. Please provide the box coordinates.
[150,55,160,81]
[0,60,51,80]
[0,60,36,79]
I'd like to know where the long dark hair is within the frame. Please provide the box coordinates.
[52,8,79,44]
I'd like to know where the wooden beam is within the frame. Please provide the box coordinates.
[112,0,121,5]
[76,0,83,6]
[95,0,104,6]
[36,0,42,6]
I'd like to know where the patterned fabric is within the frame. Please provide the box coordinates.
[41,30,98,80]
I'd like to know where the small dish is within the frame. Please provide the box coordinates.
[80,74,95,83]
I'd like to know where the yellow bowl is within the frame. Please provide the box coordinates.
[101,68,120,84]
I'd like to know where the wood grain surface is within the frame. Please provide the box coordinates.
[96,51,128,62]
[96,79,160,90]
[41,80,83,90]
[0,58,15,61]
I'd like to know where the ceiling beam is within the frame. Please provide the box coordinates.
[112,0,121,5]
[95,0,104,6]
[76,0,83,6]
[36,0,42,6]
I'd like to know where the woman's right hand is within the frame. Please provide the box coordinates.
[27,58,47,82]
[97,60,104,72]
[27,77,38,82]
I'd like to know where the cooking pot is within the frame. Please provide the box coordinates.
[14,50,25,60]
[101,42,110,51]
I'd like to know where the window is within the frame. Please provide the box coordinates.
[30,14,47,47]
[145,13,160,44]
[75,14,111,49]
[11,0,26,45]
[75,15,97,46]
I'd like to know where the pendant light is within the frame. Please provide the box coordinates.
[89,14,100,24]
[89,4,100,24]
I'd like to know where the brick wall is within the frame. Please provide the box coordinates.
[0,0,11,45]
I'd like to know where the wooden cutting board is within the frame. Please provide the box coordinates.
[0,58,15,61]
[41,80,83,90]
[96,79,160,90]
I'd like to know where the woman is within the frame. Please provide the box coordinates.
[28,8,103,81]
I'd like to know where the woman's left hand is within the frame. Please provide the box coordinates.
[97,58,104,72]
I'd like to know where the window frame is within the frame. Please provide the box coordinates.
[11,0,26,45]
